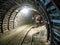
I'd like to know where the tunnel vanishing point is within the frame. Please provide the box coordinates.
[0,0,60,45]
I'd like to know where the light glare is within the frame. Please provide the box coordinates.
[20,8,29,14]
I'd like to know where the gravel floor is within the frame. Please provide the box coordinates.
[0,24,50,45]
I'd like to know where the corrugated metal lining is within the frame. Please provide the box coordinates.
[0,0,60,45]
[38,0,60,45]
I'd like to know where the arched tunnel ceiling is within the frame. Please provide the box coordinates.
[0,0,60,45]
[0,0,43,33]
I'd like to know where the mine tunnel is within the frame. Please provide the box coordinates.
[0,0,60,45]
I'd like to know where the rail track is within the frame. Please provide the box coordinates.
[0,25,33,45]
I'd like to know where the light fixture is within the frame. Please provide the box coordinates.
[20,7,29,14]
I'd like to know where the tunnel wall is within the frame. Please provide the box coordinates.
[9,7,19,30]
[0,0,17,32]
[0,0,60,45]
[3,5,19,31]
[37,0,60,45]
[0,0,38,32]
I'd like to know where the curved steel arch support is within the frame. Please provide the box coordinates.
[0,0,60,45]
[0,0,16,33]
[3,5,18,31]
[9,8,20,30]
[38,0,60,45]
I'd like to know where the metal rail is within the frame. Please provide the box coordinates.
[21,26,33,45]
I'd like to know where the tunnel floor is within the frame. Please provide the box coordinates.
[0,24,50,45]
